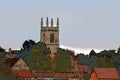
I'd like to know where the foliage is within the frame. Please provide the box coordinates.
[89,50,97,57]
[76,54,89,65]
[24,42,52,70]
[0,52,16,79]
[32,42,51,55]
[98,50,115,67]
[76,49,117,79]
[98,56,115,67]
[0,47,5,52]
[76,54,98,70]
[117,47,120,55]
[84,73,90,80]
[114,47,120,74]
[22,39,36,50]
[98,50,116,57]
[54,48,73,71]
[89,56,98,70]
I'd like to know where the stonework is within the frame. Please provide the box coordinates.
[40,17,59,53]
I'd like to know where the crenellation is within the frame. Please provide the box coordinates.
[41,17,59,28]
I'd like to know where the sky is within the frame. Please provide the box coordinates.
[0,0,120,54]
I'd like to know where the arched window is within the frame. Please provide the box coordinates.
[43,33,46,42]
[50,33,54,43]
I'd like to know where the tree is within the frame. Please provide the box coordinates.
[54,48,73,71]
[89,56,99,70]
[98,50,116,57]
[21,40,36,58]
[97,49,116,67]
[117,47,120,55]
[89,50,97,57]
[0,52,16,79]
[0,47,5,52]
[76,53,89,65]
[114,47,120,74]
[24,42,52,70]
[22,39,36,50]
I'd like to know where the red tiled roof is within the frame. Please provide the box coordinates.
[94,68,120,79]
[14,70,33,78]
[4,58,19,67]
[36,72,82,78]
[78,65,90,73]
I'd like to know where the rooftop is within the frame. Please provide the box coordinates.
[94,68,120,79]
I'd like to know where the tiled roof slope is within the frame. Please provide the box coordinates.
[4,58,19,67]
[78,65,91,73]
[94,68,120,79]
[14,70,33,78]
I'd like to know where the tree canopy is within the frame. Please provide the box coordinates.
[24,42,52,70]
[53,48,73,71]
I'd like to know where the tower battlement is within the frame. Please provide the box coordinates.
[40,17,59,53]
[41,17,59,27]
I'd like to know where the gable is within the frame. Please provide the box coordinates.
[12,58,30,70]
[90,70,98,79]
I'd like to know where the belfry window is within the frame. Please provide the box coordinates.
[50,33,54,43]
[43,33,46,42]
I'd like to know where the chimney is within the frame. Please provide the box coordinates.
[9,48,12,54]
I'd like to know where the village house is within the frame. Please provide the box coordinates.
[33,71,84,80]
[4,57,34,80]
[4,58,30,70]
[5,48,19,58]
[90,68,120,80]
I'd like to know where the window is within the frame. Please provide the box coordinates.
[24,78,32,80]
[43,33,46,42]
[50,33,54,43]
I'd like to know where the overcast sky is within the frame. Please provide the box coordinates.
[0,0,120,54]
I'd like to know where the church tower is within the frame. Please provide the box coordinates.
[40,17,59,53]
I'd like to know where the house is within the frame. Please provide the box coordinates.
[78,65,91,74]
[4,58,34,80]
[34,71,83,80]
[4,58,30,71]
[5,53,19,58]
[5,48,19,58]
[14,70,34,80]
[90,68,120,80]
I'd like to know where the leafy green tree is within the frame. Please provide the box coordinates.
[0,47,5,52]
[98,50,116,57]
[117,47,120,55]
[114,47,120,74]
[89,50,97,57]
[24,42,52,70]
[54,48,73,71]
[89,56,98,70]
[98,56,115,67]
[76,54,89,65]
[0,52,16,79]
[22,39,36,50]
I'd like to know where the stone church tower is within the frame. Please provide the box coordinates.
[40,17,59,53]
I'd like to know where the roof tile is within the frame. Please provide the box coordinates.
[94,68,120,79]
[14,70,33,78]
